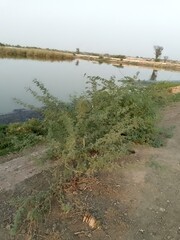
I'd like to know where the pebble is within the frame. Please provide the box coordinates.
[52,223,57,231]
[5,224,11,230]
[21,229,26,234]
[45,229,50,234]
[159,207,166,212]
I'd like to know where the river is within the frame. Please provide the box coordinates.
[1,58,180,114]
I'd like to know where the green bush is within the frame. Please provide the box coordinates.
[0,119,45,156]
[21,78,179,169]
[11,77,180,236]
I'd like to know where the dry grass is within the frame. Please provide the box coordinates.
[169,85,180,94]
[0,47,75,62]
[122,59,180,71]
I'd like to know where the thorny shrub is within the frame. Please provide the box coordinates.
[10,76,180,235]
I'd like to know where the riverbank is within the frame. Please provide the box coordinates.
[0,78,180,239]
[76,54,180,72]
[1,45,180,71]
[0,102,180,239]
[115,58,180,71]
[0,109,42,124]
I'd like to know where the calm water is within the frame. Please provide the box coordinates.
[1,58,180,114]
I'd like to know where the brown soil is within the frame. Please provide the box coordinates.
[0,102,180,240]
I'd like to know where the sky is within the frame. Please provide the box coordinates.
[0,0,180,60]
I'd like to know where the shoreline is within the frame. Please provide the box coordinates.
[75,54,180,72]
[1,46,180,72]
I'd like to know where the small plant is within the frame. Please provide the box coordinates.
[11,191,52,236]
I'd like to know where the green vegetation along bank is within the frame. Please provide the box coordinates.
[1,76,180,237]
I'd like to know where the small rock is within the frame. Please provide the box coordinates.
[139,229,145,234]
[159,207,166,212]
[5,224,11,230]
[21,229,26,234]
[79,183,87,190]
[104,225,108,230]
[52,223,57,231]
[45,229,50,235]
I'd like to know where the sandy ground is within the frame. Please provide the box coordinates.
[0,147,48,191]
[0,102,180,240]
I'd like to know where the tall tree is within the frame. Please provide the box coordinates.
[76,48,80,54]
[154,45,163,61]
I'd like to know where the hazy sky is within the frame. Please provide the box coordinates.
[1,0,180,59]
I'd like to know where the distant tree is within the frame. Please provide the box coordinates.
[76,48,80,54]
[154,45,164,61]
[164,56,168,62]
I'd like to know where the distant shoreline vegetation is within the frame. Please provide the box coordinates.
[0,109,42,125]
[0,42,180,71]
[0,43,75,62]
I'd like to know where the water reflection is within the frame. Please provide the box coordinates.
[150,69,158,81]
[75,60,79,66]
[114,64,124,69]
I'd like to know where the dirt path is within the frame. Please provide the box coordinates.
[0,102,180,240]
[120,102,180,239]
[0,146,48,191]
